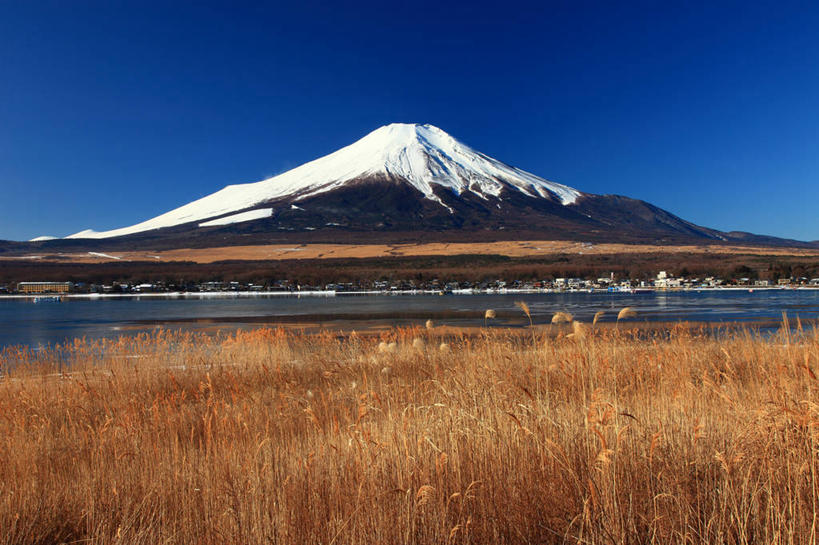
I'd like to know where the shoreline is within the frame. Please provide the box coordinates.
[2,285,819,300]
[116,318,807,337]
[8,317,811,351]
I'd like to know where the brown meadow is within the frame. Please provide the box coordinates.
[0,321,818,544]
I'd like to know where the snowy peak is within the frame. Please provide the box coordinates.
[334,123,582,206]
[67,123,584,239]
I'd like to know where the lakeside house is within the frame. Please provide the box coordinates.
[17,282,73,294]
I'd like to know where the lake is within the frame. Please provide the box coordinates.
[2,289,818,349]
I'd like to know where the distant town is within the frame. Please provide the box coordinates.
[3,270,819,297]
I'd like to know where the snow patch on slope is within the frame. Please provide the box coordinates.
[67,123,583,239]
[198,208,273,227]
[29,236,57,242]
[88,252,121,260]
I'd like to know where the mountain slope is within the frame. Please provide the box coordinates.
[33,122,812,249]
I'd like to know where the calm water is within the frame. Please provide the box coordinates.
[1,290,818,349]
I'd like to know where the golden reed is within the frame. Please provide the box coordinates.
[0,321,817,544]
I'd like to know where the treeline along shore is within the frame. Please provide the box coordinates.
[2,251,819,291]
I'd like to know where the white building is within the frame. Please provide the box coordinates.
[654,271,681,289]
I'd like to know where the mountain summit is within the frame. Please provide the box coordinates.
[54,123,801,248]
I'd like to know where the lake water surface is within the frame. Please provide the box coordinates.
[2,289,818,349]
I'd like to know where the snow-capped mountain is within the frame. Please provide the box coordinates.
[66,124,583,239]
[45,122,792,248]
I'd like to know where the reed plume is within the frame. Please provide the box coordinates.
[378,341,397,353]
[551,311,573,324]
[593,310,605,326]
[515,301,532,327]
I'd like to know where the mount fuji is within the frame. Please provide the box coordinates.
[25,123,811,249]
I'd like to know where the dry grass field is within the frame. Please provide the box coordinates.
[1,318,818,544]
[5,239,819,263]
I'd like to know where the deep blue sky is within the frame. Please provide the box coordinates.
[2,1,818,241]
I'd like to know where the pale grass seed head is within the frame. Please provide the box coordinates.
[593,310,605,326]
[439,342,450,352]
[617,307,637,321]
[416,484,435,507]
[515,301,533,327]
[572,321,587,339]
[412,338,425,350]
[425,319,435,330]
[484,309,496,320]
[552,311,573,324]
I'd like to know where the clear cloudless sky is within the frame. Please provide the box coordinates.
[1,0,818,241]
